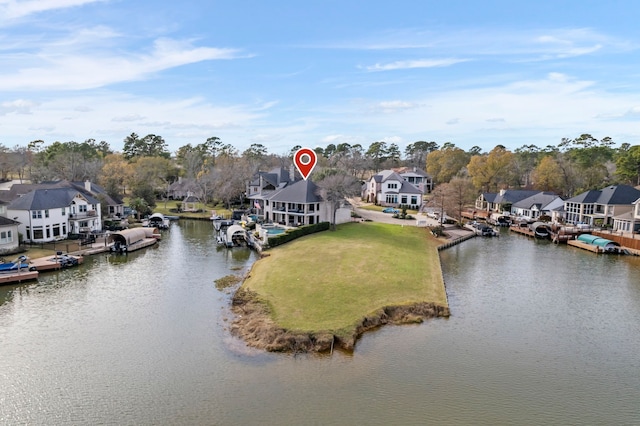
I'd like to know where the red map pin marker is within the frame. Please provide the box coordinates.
[293,147,317,180]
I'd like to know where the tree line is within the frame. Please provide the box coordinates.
[2,133,639,219]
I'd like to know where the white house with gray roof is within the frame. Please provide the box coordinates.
[7,187,102,243]
[261,179,350,226]
[510,192,564,221]
[564,184,640,227]
[363,169,425,210]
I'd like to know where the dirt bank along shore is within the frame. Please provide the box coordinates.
[230,287,450,353]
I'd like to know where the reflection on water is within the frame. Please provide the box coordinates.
[1,222,639,425]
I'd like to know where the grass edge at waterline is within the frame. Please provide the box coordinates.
[232,222,450,352]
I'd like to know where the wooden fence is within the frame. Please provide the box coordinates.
[593,230,640,251]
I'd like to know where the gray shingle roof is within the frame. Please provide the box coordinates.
[399,181,423,194]
[8,188,98,210]
[512,192,561,209]
[268,179,322,203]
[566,185,640,205]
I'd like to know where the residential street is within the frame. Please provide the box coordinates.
[349,199,473,240]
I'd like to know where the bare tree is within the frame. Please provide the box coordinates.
[315,172,361,230]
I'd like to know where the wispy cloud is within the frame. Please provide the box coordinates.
[364,58,468,71]
[0,98,38,115]
[0,0,105,21]
[0,37,244,90]
[370,100,419,114]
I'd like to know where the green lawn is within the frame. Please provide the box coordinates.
[243,221,446,334]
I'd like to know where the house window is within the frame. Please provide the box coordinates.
[61,207,66,216]
[62,224,67,234]
[32,210,42,219]
[33,228,43,240]
[386,194,398,204]
[411,196,418,205]
[79,205,87,213]
[401,196,408,204]
[45,210,49,218]
[0,231,12,244]
[388,183,398,189]
[53,226,60,237]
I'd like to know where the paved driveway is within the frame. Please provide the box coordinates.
[350,200,473,239]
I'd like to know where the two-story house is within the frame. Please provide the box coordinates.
[247,166,350,226]
[475,189,541,214]
[510,192,564,221]
[0,180,123,220]
[563,184,640,227]
[7,187,102,243]
[247,167,297,212]
[363,169,425,210]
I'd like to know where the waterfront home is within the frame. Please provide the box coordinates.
[247,166,298,212]
[611,196,640,234]
[7,187,102,243]
[261,179,350,226]
[563,184,640,227]
[168,177,203,201]
[362,168,426,210]
[0,180,124,220]
[0,215,20,255]
[510,192,564,222]
[475,189,541,215]
[247,166,350,226]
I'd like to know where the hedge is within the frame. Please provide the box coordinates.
[265,222,331,248]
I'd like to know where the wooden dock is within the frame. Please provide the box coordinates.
[0,270,39,285]
[509,225,536,238]
[567,239,602,253]
[28,254,84,271]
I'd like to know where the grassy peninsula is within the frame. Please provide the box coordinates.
[232,222,449,352]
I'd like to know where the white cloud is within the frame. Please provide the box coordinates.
[0,0,105,21]
[370,100,419,114]
[0,98,38,115]
[0,37,244,91]
[364,58,468,71]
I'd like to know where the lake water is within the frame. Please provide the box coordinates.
[1,221,639,425]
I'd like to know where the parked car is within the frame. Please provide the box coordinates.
[382,207,399,214]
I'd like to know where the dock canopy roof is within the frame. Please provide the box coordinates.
[577,234,620,249]
[111,228,148,246]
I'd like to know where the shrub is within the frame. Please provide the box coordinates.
[266,222,331,248]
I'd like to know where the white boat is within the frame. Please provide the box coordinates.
[144,213,170,229]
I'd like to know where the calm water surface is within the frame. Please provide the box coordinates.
[1,222,639,425]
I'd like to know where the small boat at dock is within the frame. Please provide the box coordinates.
[0,255,33,273]
[465,221,499,237]
[28,252,84,271]
[110,228,159,253]
[143,213,170,229]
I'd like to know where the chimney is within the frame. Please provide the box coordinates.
[85,180,91,192]
[289,164,295,181]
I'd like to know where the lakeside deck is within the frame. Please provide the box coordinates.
[0,270,39,285]
[28,254,84,271]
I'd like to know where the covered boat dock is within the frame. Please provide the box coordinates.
[110,228,158,253]
[568,234,623,254]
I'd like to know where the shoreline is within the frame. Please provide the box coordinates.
[229,222,469,354]
[230,286,450,353]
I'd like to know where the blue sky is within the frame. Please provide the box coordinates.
[1,0,639,155]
